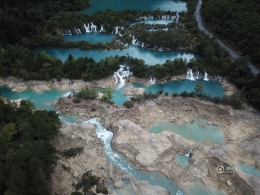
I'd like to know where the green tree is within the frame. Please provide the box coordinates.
[102,87,114,103]
[194,81,204,96]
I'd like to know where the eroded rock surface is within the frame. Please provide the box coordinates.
[55,97,260,195]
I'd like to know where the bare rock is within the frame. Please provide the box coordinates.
[114,180,125,189]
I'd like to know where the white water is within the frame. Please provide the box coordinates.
[204,71,209,81]
[84,23,91,32]
[186,69,195,81]
[91,22,97,32]
[150,75,156,85]
[86,118,184,195]
[113,65,132,90]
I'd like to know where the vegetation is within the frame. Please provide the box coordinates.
[123,100,134,108]
[0,98,60,195]
[0,0,90,47]
[76,88,98,100]
[194,81,204,96]
[75,171,107,194]
[201,0,260,65]
[61,147,84,158]
[101,87,114,103]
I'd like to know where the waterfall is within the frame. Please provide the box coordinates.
[195,71,200,79]
[185,150,192,157]
[132,36,137,44]
[100,25,105,32]
[150,75,156,85]
[113,65,132,90]
[84,23,91,33]
[85,118,184,195]
[114,26,119,34]
[141,42,144,48]
[62,29,72,35]
[186,69,195,81]
[74,28,79,34]
[90,22,97,32]
[204,71,209,81]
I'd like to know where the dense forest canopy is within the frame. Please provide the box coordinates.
[0,98,60,195]
[0,0,90,47]
[201,0,260,65]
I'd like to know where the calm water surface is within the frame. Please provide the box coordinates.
[32,45,199,64]
[132,79,224,97]
[64,33,115,43]
[78,0,187,15]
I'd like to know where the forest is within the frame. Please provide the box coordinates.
[0,98,60,195]
[201,0,260,65]
[0,0,90,47]
[1,0,260,194]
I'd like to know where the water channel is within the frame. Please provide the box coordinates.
[77,0,187,15]
[1,1,229,194]
[32,45,200,64]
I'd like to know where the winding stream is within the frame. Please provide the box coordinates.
[86,118,185,195]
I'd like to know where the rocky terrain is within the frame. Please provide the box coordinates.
[0,75,236,96]
[55,95,260,195]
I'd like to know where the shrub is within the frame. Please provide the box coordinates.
[144,92,158,99]
[212,97,222,104]
[77,88,97,100]
[123,100,134,108]
[62,147,84,158]
[188,92,196,97]
[73,97,81,103]
[172,92,179,97]
[158,89,164,94]
[165,92,169,96]
[180,91,189,97]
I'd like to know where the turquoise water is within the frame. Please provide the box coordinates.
[132,79,225,97]
[78,0,187,15]
[112,87,128,106]
[176,154,189,168]
[64,33,115,43]
[239,163,260,177]
[130,19,175,26]
[0,86,64,110]
[88,118,185,195]
[32,45,199,64]
[149,120,224,145]
[59,115,81,123]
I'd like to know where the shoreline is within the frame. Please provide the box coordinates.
[0,75,236,96]
[53,95,259,195]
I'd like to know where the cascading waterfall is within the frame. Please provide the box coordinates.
[86,118,184,195]
[204,71,209,81]
[90,22,97,32]
[74,28,79,34]
[100,25,105,32]
[132,36,137,45]
[62,29,72,35]
[84,23,91,32]
[150,75,156,85]
[186,69,195,81]
[195,71,200,79]
[113,65,132,90]
[114,26,119,34]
